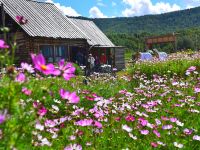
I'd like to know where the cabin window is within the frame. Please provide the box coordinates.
[55,45,68,62]
[40,45,54,63]
[40,45,68,63]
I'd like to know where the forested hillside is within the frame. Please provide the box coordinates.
[71,6,200,51]
[93,6,200,34]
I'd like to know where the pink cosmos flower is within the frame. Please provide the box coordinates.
[115,117,121,122]
[94,121,102,129]
[31,53,60,75]
[161,116,169,121]
[64,144,82,150]
[15,73,26,83]
[193,135,200,141]
[187,66,196,72]
[138,118,148,126]
[0,39,9,49]
[16,15,28,24]
[151,142,158,148]
[0,114,5,124]
[183,128,193,135]
[155,118,161,125]
[57,59,75,80]
[21,62,34,73]
[140,130,149,135]
[22,87,32,96]
[63,64,75,81]
[125,114,135,122]
[45,120,56,128]
[153,130,161,138]
[75,119,93,127]
[194,87,200,93]
[59,89,80,104]
[170,118,178,123]
[38,106,47,116]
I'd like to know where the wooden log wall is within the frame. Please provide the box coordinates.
[114,47,125,70]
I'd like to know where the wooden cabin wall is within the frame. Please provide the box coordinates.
[114,47,125,70]
[27,37,87,62]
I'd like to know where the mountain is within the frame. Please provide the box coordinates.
[92,6,200,35]
[70,7,200,51]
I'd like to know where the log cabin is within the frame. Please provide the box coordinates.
[0,0,125,70]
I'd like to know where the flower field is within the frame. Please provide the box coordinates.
[0,49,200,149]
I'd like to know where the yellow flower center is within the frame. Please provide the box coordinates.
[41,65,47,71]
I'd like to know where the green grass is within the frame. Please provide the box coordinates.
[0,52,200,149]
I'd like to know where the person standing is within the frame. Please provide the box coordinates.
[100,53,107,64]
[88,54,95,73]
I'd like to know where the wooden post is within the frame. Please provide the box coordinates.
[1,3,6,40]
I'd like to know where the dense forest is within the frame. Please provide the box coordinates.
[72,6,200,52]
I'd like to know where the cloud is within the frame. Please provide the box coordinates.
[185,0,200,8]
[45,0,81,16]
[97,2,106,7]
[122,0,181,17]
[89,6,107,18]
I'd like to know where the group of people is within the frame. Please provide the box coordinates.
[75,50,114,75]
[87,53,113,74]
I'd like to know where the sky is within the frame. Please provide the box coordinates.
[41,0,200,18]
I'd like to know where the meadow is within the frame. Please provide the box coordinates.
[0,43,200,149]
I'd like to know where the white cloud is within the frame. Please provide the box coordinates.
[185,0,200,8]
[45,0,81,16]
[122,0,181,17]
[112,1,117,7]
[89,6,107,18]
[97,2,106,7]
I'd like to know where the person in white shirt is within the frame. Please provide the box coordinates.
[88,54,95,71]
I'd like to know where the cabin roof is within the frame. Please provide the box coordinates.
[69,18,115,47]
[0,0,115,47]
[0,0,88,39]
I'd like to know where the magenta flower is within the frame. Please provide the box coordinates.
[22,87,32,96]
[0,110,7,124]
[59,89,80,104]
[31,54,60,75]
[16,15,28,25]
[75,119,93,127]
[151,142,158,148]
[138,118,148,126]
[0,39,9,49]
[57,59,75,80]
[38,106,47,116]
[63,64,75,81]
[94,121,102,129]
[0,114,5,124]
[183,128,193,135]
[15,72,26,83]
[125,114,135,122]
[170,117,178,123]
[153,130,161,138]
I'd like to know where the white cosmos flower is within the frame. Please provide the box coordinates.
[176,120,184,127]
[174,142,183,148]
[122,124,132,133]
[35,122,44,131]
